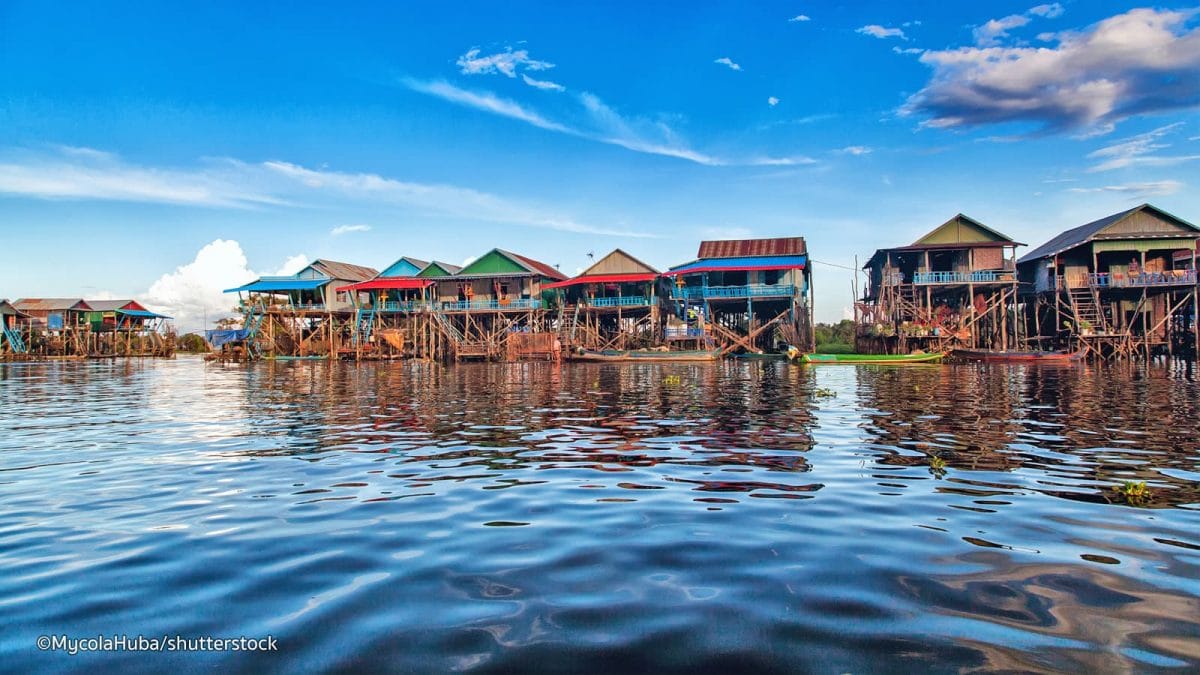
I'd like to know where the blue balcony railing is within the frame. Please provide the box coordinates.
[377,301,431,312]
[441,299,542,311]
[677,284,796,300]
[911,271,1005,284]
[591,296,652,307]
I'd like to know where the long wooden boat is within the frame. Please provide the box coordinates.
[800,352,946,365]
[950,348,1085,363]
[572,348,723,362]
[732,352,789,360]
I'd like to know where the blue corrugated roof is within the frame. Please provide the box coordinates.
[118,309,171,319]
[668,254,807,273]
[224,278,329,293]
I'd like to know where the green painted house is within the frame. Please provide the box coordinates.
[432,249,567,310]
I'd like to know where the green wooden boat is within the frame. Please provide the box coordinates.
[799,352,946,365]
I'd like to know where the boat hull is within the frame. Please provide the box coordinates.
[950,349,1085,363]
[800,352,946,365]
[572,349,722,362]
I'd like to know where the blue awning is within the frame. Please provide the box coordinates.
[117,309,171,319]
[205,329,251,348]
[224,278,329,293]
[665,255,807,275]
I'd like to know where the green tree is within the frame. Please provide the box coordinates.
[178,333,209,353]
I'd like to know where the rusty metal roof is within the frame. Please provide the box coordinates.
[309,259,379,281]
[85,300,146,312]
[505,250,569,280]
[13,298,91,312]
[0,300,30,318]
[697,237,807,259]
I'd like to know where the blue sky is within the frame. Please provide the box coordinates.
[2,1,1200,328]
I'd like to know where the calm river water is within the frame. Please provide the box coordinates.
[2,357,1199,672]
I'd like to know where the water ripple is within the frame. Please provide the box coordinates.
[0,357,1197,671]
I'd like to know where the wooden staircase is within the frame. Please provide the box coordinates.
[1068,287,1108,333]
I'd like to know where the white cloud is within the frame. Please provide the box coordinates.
[836,146,873,156]
[140,241,314,332]
[142,239,258,332]
[768,96,780,106]
[893,46,925,55]
[261,160,652,237]
[857,25,906,40]
[714,57,742,71]
[456,47,553,78]
[974,3,1065,46]
[1067,180,1183,196]
[330,224,371,236]
[1085,122,1198,171]
[404,77,804,167]
[903,8,1200,133]
[789,15,810,23]
[0,146,283,208]
[272,254,309,275]
[974,14,1031,46]
[1029,3,1064,19]
[521,74,565,91]
[0,145,647,239]
[402,78,570,133]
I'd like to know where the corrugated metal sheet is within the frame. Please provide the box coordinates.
[309,259,379,282]
[224,279,330,293]
[544,273,658,289]
[1018,203,1200,264]
[460,250,529,276]
[0,300,30,318]
[580,249,659,276]
[697,237,806,259]
[13,298,91,312]
[339,278,434,291]
[665,255,807,275]
[509,251,568,280]
[119,309,171,319]
[378,257,429,278]
[85,300,146,312]
[914,214,1022,246]
[418,261,462,277]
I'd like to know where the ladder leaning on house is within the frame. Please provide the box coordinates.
[243,299,268,359]
[2,324,27,354]
[1067,286,1108,333]
[352,307,376,347]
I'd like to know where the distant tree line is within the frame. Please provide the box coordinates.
[813,320,855,354]
[177,333,210,353]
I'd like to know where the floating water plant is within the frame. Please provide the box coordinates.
[1114,480,1150,505]
[929,455,947,478]
[813,387,837,398]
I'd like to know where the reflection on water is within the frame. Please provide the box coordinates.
[1,357,1198,671]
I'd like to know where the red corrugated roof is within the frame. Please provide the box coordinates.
[697,237,806,259]
[510,252,568,280]
[544,273,658,289]
[338,278,434,292]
